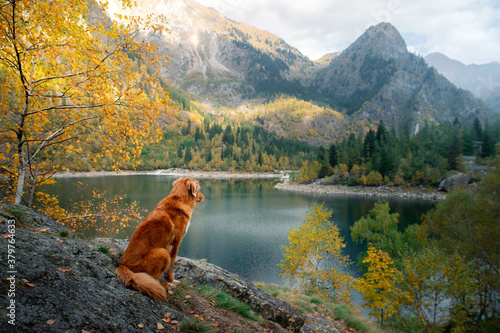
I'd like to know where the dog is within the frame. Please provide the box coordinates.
[116,178,204,301]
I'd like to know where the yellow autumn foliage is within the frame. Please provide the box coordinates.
[279,204,354,306]
[0,0,169,207]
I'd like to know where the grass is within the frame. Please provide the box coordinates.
[2,205,28,227]
[96,246,110,255]
[195,285,261,322]
[255,282,388,333]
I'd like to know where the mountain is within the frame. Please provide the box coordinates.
[105,0,312,105]
[105,1,494,139]
[425,52,500,113]
[313,23,491,134]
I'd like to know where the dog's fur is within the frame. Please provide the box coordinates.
[115,178,204,301]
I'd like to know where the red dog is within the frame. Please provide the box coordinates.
[116,178,204,301]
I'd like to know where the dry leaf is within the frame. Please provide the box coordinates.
[161,318,171,323]
[163,312,171,318]
[22,279,35,287]
[39,228,49,232]
[137,323,144,328]
[47,319,56,325]
[82,330,91,333]
[185,295,191,299]
[58,267,73,273]
[156,322,164,330]
[170,320,179,325]
[1,234,9,238]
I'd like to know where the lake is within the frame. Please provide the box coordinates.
[46,175,436,285]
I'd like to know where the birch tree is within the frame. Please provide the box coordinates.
[0,0,168,206]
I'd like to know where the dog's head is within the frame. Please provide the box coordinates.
[172,178,204,203]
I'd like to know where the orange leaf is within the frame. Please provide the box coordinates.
[47,319,56,325]
[1,234,9,238]
[22,279,35,287]
[58,267,73,273]
[137,323,144,328]
[156,322,164,329]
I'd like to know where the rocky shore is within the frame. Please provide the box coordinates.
[275,181,447,201]
[54,168,289,180]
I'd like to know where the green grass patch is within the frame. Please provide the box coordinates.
[195,285,260,322]
[332,304,387,333]
[97,246,110,254]
[255,282,388,333]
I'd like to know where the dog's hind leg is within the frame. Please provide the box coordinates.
[139,248,170,281]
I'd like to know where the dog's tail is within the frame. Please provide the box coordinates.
[115,265,167,301]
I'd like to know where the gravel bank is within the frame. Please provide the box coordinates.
[55,168,289,180]
[275,181,446,201]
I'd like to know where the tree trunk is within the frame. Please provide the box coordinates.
[14,151,26,205]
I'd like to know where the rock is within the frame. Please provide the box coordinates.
[0,205,305,332]
[0,204,188,333]
[93,238,306,332]
[174,257,305,332]
[438,173,470,191]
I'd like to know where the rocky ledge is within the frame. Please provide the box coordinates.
[0,204,304,333]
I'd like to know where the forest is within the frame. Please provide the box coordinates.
[301,117,500,185]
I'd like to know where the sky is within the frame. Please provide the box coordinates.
[195,0,500,65]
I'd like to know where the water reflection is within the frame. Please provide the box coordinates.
[46,176,435,284]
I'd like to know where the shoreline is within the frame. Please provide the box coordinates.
[55,169,446,201]
[275,181,446,201]
[54,168,289,180]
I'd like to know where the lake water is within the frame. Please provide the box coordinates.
[46,175,436,285]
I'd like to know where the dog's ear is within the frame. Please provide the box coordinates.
[186,179,199,198]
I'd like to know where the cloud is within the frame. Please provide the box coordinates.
[196,0,500,64]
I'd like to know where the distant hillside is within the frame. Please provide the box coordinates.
[248,97,350,146]
[425,52,500,113]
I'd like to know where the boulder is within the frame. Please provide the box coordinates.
[438,173,470,191]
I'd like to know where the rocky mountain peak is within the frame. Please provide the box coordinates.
[346,22,407,60]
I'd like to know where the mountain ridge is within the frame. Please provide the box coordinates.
[425,52,500,113]
[104,0,494,140]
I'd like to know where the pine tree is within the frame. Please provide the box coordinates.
[447,134,461,170]
[184,146,193,164]
[177,145,184,159]
[328,143,339,168]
